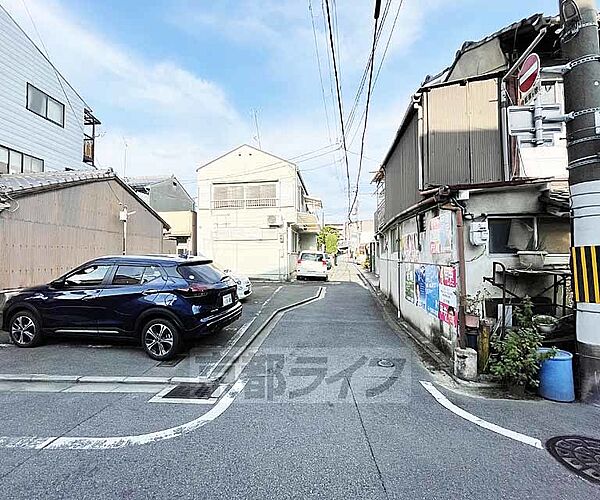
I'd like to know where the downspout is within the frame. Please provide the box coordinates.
[442,203,467,350]
[500,83,511,181]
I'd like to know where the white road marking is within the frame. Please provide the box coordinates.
[0,286,326,450]
[202,285,282,378]
[420,381,543,449]
[0,378,247,450]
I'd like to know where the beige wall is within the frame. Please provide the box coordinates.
[197,145,304,279]
[0,179,165,289]
[159,210,197,254]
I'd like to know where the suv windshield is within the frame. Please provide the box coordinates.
[177,263,225,284]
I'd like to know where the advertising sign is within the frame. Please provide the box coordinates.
[438,266,458,327]
[425,265,439,316]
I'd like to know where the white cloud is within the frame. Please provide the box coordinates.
[2,0,458,219]
[1,0,248,187]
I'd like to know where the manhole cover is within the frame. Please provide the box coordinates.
[546,435,600,484]
[163,383,219,400]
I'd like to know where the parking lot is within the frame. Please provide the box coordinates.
[0,282,323,387]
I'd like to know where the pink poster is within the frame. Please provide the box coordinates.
[438,266,457,327]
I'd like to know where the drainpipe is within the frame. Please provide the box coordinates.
[442,203,467,350]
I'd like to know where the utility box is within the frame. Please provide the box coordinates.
[469,221,489,246]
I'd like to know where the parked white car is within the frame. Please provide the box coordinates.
[227,270,253,300]
[296,251,328,281]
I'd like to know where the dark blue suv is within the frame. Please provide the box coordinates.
[1,255,242,360]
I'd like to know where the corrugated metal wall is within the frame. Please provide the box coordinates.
[0,180,165,288]
[424,78,502,186]
[383,113,420,225]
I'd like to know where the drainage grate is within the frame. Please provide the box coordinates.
[546,435,600,484]
[163,383,220,400]
[157,355,186,367]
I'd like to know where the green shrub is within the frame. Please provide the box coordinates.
[489,297,555,389]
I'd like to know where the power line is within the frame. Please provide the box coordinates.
[349,0,406,146]
[308,0,332,143]
[175,144,341,184]
[344,0,392,133]
[348,0,381,221]
[323,0,352,219]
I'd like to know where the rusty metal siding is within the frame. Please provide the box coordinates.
[0,180,165,288]
[425,84,470,185]
[468,79,503,183]
[383,113,420,225]
[424,78,502,186]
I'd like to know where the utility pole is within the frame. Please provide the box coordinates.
[559,0,600,402]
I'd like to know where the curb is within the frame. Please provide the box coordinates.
[353,264,499,389]
[0,374,208,385]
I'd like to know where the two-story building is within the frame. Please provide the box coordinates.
[373,13,573,362]
[197,144,322,280]
[0,4,99,174]
[126,175,197,256]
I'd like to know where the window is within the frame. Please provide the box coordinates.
[177,263,225,284]
[112,265,164,285]
[488,217,535,254]
[300,252,324,261]
[26,83,65,127]
[537,218,571,254]
[113,266,145,285]
[0,147,8,174]
[212,182,277,209]
[9,150,22,174]
[391,227,399,254]
[0,144,44,174]
[65,265,111,286]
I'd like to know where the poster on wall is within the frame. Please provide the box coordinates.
[401,233,419,262]
[414,264,427,308]
[438,266,458,328]
[404,264,415,303]
[429,212,452,254]
[425,265,440,316]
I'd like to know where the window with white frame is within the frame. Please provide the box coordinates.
[212,182,277,209]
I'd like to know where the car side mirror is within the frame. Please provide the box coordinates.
[51,279,65,288]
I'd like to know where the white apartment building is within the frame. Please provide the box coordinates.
[0,4,99,175]
[197,144,322,280]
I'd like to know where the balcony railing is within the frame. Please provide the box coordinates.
[212,198,277,210]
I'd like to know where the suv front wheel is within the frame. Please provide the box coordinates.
[142,318,181,361]
[9,310,43,347]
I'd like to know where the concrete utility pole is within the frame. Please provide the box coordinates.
[559,0,600,402]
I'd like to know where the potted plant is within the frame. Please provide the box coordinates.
[465,290,486,328]
[489,297,556,396]
[532,314,559,335]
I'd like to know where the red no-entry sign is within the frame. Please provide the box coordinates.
[518,53,541,95]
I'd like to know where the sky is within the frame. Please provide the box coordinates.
[2,0,563,222]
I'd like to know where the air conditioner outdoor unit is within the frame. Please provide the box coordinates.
[267,215,283,227]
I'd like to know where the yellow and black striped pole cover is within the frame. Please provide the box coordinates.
[571,246,600,303]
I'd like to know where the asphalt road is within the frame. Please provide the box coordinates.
[0,262,598,499]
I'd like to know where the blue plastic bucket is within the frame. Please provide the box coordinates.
[538,348,575,402]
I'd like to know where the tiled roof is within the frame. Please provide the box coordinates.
[0,170,170,229]
[0,170,114,196]
[124,175,173,190]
